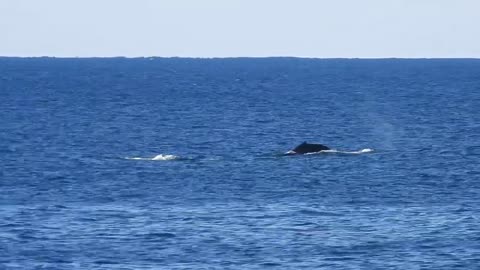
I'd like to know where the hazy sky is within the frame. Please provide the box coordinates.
[1,0,479,58]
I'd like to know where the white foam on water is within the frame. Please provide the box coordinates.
[324,148,374,154]
[152,154,178,161]
[125,154,179,161]
[302,148,374,155]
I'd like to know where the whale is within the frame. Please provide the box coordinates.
[285,142,330,155]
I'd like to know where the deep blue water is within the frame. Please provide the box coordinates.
[1,57,480,269]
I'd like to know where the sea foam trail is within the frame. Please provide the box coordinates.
[303,148,374,155]
[125,154,179,161]
[325,148,374,154]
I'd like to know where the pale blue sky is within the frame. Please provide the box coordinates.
[1,0,479,58]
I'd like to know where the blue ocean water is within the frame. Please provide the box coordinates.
[1,57,480,269]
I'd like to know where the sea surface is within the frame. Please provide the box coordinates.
[1,58,480,269]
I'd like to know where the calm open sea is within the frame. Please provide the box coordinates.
[1,58,480,269]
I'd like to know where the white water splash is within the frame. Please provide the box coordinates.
[152,154,178,160]
[326,148,374,154]
[125,154,179,161]
[303,148,374,155]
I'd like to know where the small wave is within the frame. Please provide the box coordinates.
[298,208,343,216]
[125,154,180,161]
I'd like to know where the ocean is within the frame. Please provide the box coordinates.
[1,57,479,269]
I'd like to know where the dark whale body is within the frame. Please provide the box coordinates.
[286,142,330,155]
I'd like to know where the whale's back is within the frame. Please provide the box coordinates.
[292,142,330,154]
